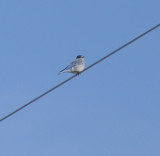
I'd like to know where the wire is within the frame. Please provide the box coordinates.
[0,24,159,122]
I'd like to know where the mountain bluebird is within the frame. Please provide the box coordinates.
[59,55,85,75]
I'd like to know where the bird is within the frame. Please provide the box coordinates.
[59,55,85,75]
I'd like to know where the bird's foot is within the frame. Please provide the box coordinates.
[76,72,81,76]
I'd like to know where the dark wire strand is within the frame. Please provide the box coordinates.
[0,24,159,122]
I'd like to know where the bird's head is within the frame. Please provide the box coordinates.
[76,55,84,59]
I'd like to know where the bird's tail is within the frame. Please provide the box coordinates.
[58,69,66,75]
[58,71,63,75]
[58,69,73,75]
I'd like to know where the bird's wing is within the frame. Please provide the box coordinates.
[60,59,78,72]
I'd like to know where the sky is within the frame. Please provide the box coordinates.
[0,0,160,156]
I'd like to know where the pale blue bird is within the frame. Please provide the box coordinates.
[59,55,85,75]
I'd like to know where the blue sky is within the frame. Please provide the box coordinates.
[0,0,160,156]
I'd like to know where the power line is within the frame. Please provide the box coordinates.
[0,24,159,122]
